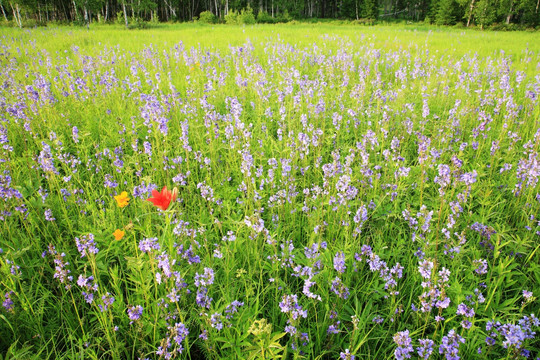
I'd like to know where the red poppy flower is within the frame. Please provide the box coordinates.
[147,187,178,211]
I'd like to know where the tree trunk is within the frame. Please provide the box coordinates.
[164,0,176,20]
[10,2,21,27]
[15,3,22,27]
[105,1,108,21]
[466,0,475,27]
[72,0,79,21]
[0,0,8,22]
[60,0,69,21]
[505,1,513,24]
[122,0,129,27]
[84,4,89,29]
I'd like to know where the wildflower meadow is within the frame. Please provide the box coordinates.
[0,24,539,359]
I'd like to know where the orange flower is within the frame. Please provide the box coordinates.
[113,229,125,240]
[114,191,130,208]
[147,187,178,211]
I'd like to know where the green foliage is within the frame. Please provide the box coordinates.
[115,11,125,25]
[0,24,540,360]
[239,6,256,24]
[132,0,157,14]
[435,0,457,25]
[351,18,376,25]
[130,17,149,29]
[474,0,497,28]
[224,7,255,25]
[198,10,216,24]
[256,11,275,24]
[150,10,159,25]
[275,9,292,23]
[224,10,238,24]
[362,0,379,19]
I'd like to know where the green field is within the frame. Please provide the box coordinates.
[0,24,539,359]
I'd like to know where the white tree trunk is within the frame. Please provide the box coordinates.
[0,0,8,21]
[122,0,129,28]
[466,0,475,27]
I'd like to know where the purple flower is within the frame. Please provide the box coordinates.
[334,251,346,273]
[210,312,223,331]
[47,246,73,289]
[461,320,472,329]
[393,330,413,359]
[196,287,212,309]
[340,349,355,360]
[2,291,14,312]
[456,303,475,318]
[416,339,434,359]
[327,322,340,334]
[279,294,307,320]
[99,293,115,312]
[434,164,451,193]
[72,126,79,143]
[194,267,215,287]
[139,237,160,253]
[418,260,433,279]
[157,322,189,358]
[44,209,55,221]
[331,277,350,299]
[75,234,98,258]
[77,274,98,303]
[473,259,488,275]
[439,329,465,359]
[522,290,533,300]
[224,300,244,319]
[38,142,58,174]
[284,325,297,336]
[133,181,158,200]
[127,305,143,324]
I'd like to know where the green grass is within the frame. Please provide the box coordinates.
[0,23,539,360]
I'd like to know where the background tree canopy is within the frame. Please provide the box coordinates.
[0,0,539,28]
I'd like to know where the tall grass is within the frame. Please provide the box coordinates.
[0,24,539,359]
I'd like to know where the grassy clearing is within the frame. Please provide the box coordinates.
[0,24,539,359]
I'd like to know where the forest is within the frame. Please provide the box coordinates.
[1,0,539,29]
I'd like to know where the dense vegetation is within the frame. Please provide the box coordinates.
[0,24,539,359]
[1,0,540,29]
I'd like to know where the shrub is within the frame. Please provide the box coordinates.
[22,19,47,28]
[275,9,292,23]
[150,11,159,25]
[352,18,376,25]
[239,7,256,25]
[225,10,238,24]
[0,19,15,27]
[130,17,149,29]
[198,10,216,24]
[256,11,275,24]
[115,11,125,26]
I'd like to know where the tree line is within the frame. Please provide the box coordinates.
[1,0,539,28]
